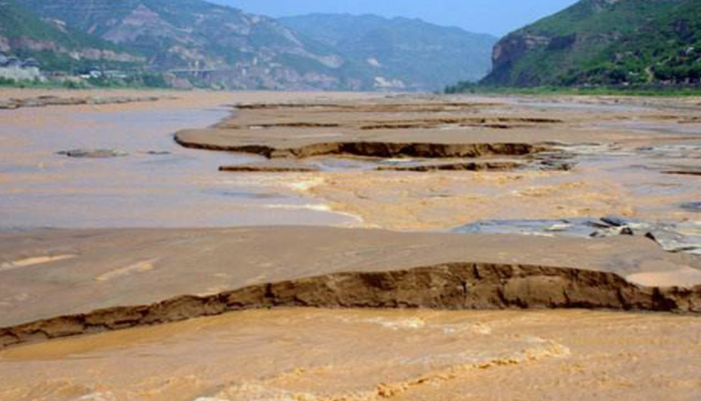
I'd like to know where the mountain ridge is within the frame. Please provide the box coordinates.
[280,13,497,90]
[15,0,361,90]
[481,0,701,87]
[5,0,496,90]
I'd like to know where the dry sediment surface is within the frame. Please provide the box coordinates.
[173,99,572,160]
[172,97,697,172]
[1,227,701,350]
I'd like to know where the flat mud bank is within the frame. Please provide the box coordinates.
[175,135,545,159]
[1,227,700,349]
[0,94,163,110]
[173,99,574,160]
[2,261,701,351]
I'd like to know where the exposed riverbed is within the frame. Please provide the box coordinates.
[2,90,701,401]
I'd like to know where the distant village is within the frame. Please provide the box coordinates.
[0,52,41,82]
[0,51,133,85]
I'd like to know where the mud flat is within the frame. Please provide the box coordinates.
[1,227,701,350]
[173,99,565,159]
[171,95,701,232]
[173,96,695,161]
[0,94,163,110]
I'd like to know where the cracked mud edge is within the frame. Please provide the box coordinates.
[2,263,701,350]
[174,134,547,159]
[377,161,523,172]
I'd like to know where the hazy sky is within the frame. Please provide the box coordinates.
[215,0,579,36]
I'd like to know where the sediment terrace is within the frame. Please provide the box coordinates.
[1,227,700,350]
[173,98,647,161]
[172,96,701,180]
[175,136,545,159]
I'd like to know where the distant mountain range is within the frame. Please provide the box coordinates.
[482,0,701,87]
[280,14,496,90]
[1,0,496,90]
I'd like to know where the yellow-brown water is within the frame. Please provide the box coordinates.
[3,91,701,401]
[1,308,699,401]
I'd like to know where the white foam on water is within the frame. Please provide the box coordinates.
[0,254,77,272]
[263,203,332,212]
[191,398,232,401]
[75,392,116,401]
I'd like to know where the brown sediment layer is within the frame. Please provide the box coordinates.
[237,122,342,129]
[664,170,701,177]
[359,117,563,131]
[377,161,522,172]
[0,95,163,110]
[219,163,320,173]
[1,262,700,351]
[217,116,561,131]
[174,134,546,159]
[680,116,701,124]
[234,102,501,113]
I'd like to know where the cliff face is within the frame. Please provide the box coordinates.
[481,0,701,87]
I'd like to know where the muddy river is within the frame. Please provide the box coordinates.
[1,308,700,401]
[2,90,701,401]
[0,94,357,229]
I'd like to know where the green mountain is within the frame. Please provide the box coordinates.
[5,0,498,90]
[14,0,374,90]
[280,14,497,91]
[0,0,144,72]
[481,0,701,87]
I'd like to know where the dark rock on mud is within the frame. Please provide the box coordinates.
[646,228,701,255]
[455,218,701,255]
[601,216,634,227]
[681,202,701,212]
[220,161,320,173]
[57,149,129,159]
[454,218,621,238]
[664,169,701,177]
